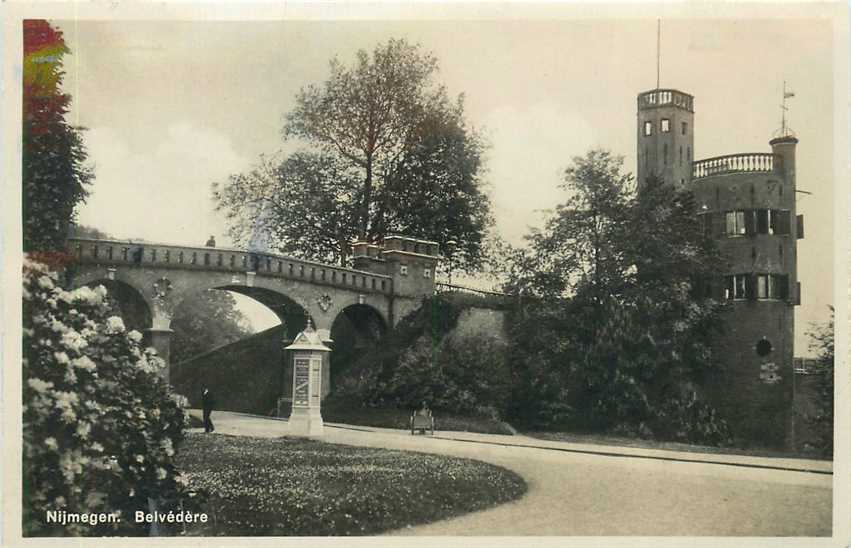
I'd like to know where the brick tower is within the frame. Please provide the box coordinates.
[636,89,695,190]
[636,87,801,448]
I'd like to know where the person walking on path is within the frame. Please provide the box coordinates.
[202,387,216,433]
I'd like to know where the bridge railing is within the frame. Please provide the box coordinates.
[692,153,782,180]
[66,238,393,295]
[435,282,511,310]
[435,282,507,297]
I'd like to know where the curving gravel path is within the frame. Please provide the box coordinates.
[191,410,832,536]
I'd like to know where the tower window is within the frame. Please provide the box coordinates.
[771,209,791,234]
[756,338,773,356]
[663,143,668,165]
[757,209,770,234]
[757,274,768,299]
[679,145,683,165]
[644,121,653,136]
[726,211,747,235]
[725,274,749,300]
[661,118,670,132]
[682,121,688,135]
[755,274,789,300]
[687,147,691,161]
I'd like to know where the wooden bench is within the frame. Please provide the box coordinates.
[410,409,435,435]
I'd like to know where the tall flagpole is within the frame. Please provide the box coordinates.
[656,19,661,89]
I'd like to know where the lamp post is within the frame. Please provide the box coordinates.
[445,239,457,287]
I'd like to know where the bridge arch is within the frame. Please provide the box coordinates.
[329,303,388,391]
[81,278,152,333]
[175,284,311,341]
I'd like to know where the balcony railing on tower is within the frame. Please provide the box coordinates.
[637,89,694,112]
[692,153,782,180]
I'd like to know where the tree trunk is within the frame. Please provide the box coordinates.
[359,157,373,240]
[339,235,348,267]
[371,176,390,242]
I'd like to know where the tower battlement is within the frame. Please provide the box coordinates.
[351,234,440,298]
[637,88,694,112]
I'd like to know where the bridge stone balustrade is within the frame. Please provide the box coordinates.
[65,237,438,382]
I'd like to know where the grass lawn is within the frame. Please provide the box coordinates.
[176,432,526,536]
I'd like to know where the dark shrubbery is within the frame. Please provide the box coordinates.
[650,396,732,446]
[330,295,510,420]
[495,151,731,446]
[807,310,834,457]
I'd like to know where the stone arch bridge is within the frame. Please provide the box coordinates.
[65,235,442,381]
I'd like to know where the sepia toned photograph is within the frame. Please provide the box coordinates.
[2,2,848,546]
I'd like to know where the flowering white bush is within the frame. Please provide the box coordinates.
[23,260,195,536]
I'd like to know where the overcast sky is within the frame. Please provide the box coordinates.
[56,17,835,353]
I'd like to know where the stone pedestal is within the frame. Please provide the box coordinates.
[289,406,325,436]
[144,328,174,382]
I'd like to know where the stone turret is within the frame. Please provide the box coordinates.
[352,234,440,298]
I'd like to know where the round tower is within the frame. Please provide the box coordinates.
[690,135,799,448]
[636,89,695,189]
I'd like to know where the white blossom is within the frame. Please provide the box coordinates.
[64,368,78,384]
[37,276,54,289]
[75,422,91,439]
[54,391,79,423]
[60,330,87,352]
[53,351,70,365]
[27,378,53,393]
[50,319,67,333]
[44,437,58,451]
[105,316,125,334]
[127,330,143,343]
[72,356,96,371]
[71,286,104,306]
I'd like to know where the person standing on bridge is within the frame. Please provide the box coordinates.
[202,387,216,433]
[205,235,216,247]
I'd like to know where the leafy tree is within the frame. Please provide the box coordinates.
[67,224,112,240]
[502,150,726,441]
[214,152,361,266]
[807,308,834,456]
[23,20,92,252]
[521,149,633,304]
[215,38,492,269]
[170,290,253,365]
